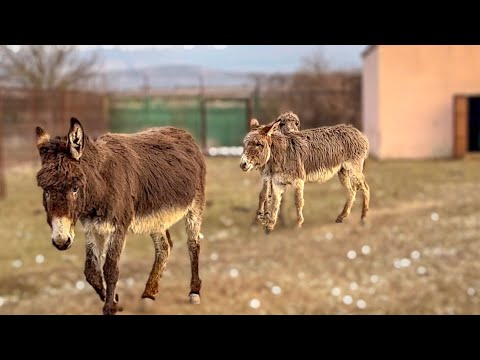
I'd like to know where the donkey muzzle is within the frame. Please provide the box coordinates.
[51,217,75,251]
[240,155,254,172]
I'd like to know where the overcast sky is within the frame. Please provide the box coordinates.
[7,45,368,73]
[78,45,367,73]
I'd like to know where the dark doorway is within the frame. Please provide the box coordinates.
[468,97,480,152]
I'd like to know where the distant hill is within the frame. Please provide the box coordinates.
[100,64,260,91]
[0,46,366,91]
[89,46,366,91]
[83,45,365,74]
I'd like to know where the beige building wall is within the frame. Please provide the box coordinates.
[362,46,379,157]
[362,45,480,159]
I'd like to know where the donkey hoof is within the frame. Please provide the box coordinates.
[141,291,156,301]
[254,217,264,226]
[335,217,344,223]
[97,289,106,302]
[189,293,201,305]
[360,217,367,226]
[103,308,116,316]
[264,224,275,234]
[103,304,120,315]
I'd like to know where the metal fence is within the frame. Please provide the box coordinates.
[109,93,252,149]
[0,84,360,199]
[107,87,360,149]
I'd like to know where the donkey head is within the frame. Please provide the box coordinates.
[240,118,280,172]
[36,118,88,251]
[277,111,300,134]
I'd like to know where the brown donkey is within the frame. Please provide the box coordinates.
[240,119,370,233]
[35,118,206,315]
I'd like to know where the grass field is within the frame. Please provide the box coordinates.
[0,157,479,315]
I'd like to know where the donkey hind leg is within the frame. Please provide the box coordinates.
[84,230,107,302]
[360,178,370,224]
[185,205,204,305]
[354,160,370,224]
[336,167,357,223]
[142,230,172,300]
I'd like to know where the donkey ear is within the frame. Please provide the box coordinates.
[250,118,260,129]
[35,126,50,148]
[261,120,280,136]
[67,117,85,160]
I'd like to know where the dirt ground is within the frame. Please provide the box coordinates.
[0,157,479,315]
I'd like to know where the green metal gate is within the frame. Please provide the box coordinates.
[109,96,250,149]
[205,99,249,147]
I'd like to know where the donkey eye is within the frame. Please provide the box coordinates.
[72,185,79,193]
[41,148,48,154]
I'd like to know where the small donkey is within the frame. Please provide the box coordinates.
[35,118,206,315]
[253,111,300,227]
[240,119,370,233]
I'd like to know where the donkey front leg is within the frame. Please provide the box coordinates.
[253,176,271,225]
[293,180,305,228]
[84,230,107,302]
[185,207,203,305]
[102,229,126,315]
[264,180,286,234]
[142,230,172,300]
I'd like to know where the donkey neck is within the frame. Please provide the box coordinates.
[268,133,306,179]
[77,138,111,219]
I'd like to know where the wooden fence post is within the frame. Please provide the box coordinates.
[246,98,253,132]
[200,98,207,151]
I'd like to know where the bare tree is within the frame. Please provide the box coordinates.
[0,45,100,90]
[299,47,331,74]
[259,48,362,130]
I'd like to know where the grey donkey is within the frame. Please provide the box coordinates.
[240,118,370,234]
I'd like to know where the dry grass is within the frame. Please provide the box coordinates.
[0,157,479,315]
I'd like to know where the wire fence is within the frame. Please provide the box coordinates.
[0,87,108,169]
[0,82,360,198]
